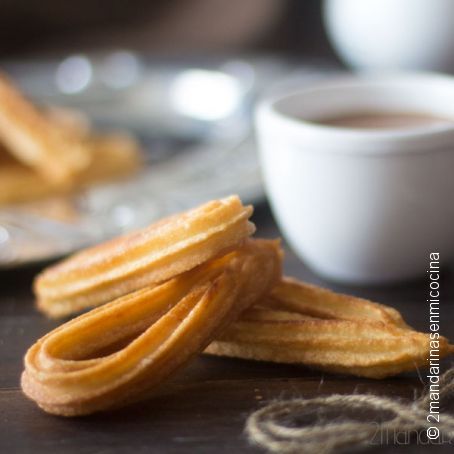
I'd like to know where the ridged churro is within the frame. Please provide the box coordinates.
[206,278,454,378]
[35,196,256,317]
[22,239,282,416]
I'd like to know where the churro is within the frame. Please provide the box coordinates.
[0,73,91,184]
[0,132,140,205]
[35,196,256,317]
[206,278,454,378]
[22,239,282,416]
[0,75,141,205]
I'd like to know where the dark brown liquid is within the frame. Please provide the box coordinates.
[315,112,453,129]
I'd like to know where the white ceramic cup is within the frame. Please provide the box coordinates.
[324,0,454,72]
[255,73,454,284]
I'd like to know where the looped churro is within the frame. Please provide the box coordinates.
[206,278,454,378]
[35,196,256,318]
[22,239,282,416]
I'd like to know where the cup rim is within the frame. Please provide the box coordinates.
[256,71,454,154]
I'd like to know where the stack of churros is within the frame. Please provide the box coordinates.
[0,73,141,205]
[22,196,453,416]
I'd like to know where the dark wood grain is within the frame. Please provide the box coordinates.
[1,204,453,453]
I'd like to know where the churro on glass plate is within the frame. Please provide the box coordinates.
[0,72,141,206]
[0,73,91,185]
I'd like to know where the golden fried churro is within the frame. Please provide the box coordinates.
[0,153,59,204]
[206,278,454,378]
[22,239,282,416]
[0,75,141,204]
[35,196,256,317]
[0,132,140,205]
[44,106,140,184]
[0,73,91,184]
[265,278,410,328]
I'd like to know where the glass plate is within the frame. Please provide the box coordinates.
[0,52,336,268]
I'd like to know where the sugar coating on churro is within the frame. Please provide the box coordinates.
[206,278,454,378]
[22,239,282,416]
[35,196,256,317]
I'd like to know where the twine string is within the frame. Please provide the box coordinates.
[246,367,454,453]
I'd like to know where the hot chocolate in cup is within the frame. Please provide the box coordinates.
[255,73,454,284]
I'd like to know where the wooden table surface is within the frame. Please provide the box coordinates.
[1,204,453,453]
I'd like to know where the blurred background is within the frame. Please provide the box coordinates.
[0,1,335,59]
[1,0,454,268]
